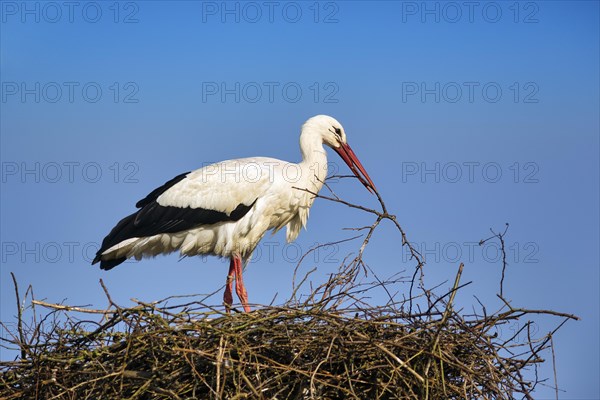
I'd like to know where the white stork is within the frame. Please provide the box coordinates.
[92,115,376,312]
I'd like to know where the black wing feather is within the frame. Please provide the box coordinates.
[93,172,257,270]
[135,171,190,208]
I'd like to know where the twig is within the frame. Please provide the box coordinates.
[10,273,27,360]
[480,223,509,296]
[31,300,115,314]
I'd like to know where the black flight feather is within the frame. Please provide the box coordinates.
[93,172,257,270]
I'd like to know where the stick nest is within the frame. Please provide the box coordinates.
[0,262,577,400]
[0,191,577,399]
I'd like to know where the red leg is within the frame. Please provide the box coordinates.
[223,258,235,313]
[233,255,251,312]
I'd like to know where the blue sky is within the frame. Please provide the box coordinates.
[1,1,598,398]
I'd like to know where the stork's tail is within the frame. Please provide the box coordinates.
[92,212,139,270]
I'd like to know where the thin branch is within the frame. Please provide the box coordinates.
[480,223,509,296]
[10,273,27,360]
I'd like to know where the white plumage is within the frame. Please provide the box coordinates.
[93,115,375,312]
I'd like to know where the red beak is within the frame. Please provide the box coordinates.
[334,142,376,194]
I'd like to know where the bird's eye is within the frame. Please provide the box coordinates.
[334,127,342,136]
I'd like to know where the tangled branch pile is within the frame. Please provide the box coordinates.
[0,187,577,399]
[0,264,577,400]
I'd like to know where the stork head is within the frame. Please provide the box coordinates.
[302,115,377,194]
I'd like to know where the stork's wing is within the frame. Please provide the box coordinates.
[135,171,190,208]
[155,157,275,214]
[93,158,277,268]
